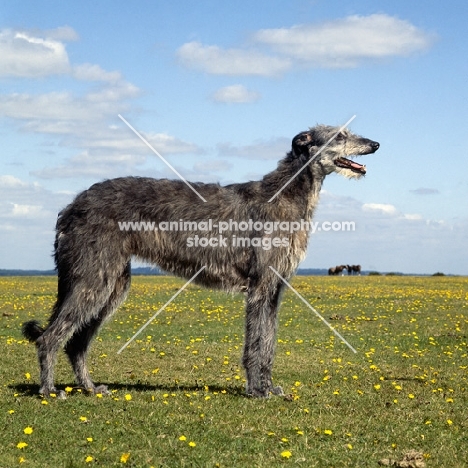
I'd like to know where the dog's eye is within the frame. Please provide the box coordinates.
[335,133,345,141]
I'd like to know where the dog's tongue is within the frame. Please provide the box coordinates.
[349,160,365,171]
[335,157,366,174]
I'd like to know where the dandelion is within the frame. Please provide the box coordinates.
[447,419,453,425]
[179,435,187,441]
[347,444,353,449]
[124,394,132,401]
[23,427,33,435]
[374,384,381,391]
[80,416,88,422]
[85,455,93,463]
[408,394,415,399]
[8,410,14,414]
[120,452,130,463]
[324,429,333,435]
[17,442,28,449]
[24,373,31,380]
[65,386,73,393]
[188,441,196,447]
[281,450,292,459]
[87,438,93,443]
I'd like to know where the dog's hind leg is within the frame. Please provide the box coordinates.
[243,280,284,397]
[36,270,123,397]
[64,262,131,394]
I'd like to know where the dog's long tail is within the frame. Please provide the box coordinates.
[22,320,45,343]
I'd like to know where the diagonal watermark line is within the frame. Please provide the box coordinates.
[268,115,356,203]
[117,265,207,354]
[269,266,357,354]
[118,114,207,202]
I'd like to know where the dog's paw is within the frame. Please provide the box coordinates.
[245,385,270,398]
[93,384,111,396]
[270,385,284,396]
[39,386,66,399]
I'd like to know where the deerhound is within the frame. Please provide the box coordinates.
[23,125,379,398]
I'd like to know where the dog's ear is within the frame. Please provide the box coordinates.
[292,132,313,156]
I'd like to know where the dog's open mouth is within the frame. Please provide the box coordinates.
[334,157,366,175]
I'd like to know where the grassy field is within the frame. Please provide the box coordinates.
[1,275,467,467]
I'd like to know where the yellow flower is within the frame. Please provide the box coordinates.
[374,384,381,390]
[120,452,130,463]
[24,373,31,380]
[80,416,88,422]
[347,444,353,449]
[447,419,453,425]
[179,435,187,441]
[23,427,33,435]
[85,455,93,463]
[324,429,333,435]
[8,410,15,414]
[281,450,292,459]
[17,442,28,449]
[65,386,73,393]
[87,437,93,442]
[188,441,196,447]
[124,394,132,401]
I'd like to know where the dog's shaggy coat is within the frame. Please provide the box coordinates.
[23,125,379,397]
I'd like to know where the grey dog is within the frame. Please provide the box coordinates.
[23,125,379,398]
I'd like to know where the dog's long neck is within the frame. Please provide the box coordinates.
[260,150,326,220]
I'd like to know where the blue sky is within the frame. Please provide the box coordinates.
[1,0,467,274]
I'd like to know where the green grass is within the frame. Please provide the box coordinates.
[1,275,467,467]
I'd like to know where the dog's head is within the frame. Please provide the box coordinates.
[292,125,379,179]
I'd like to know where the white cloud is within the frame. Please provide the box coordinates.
[0,29,72,77]
[211,85,260,103]
[11,203,45,218]
[0,175,28,188]
[177,15,435,76]
[404,213,423,220]
[72,63,122,83]
[43,26,79,42]
[176,41,291,76]
[254,14,435,68]
[362,203,398,215]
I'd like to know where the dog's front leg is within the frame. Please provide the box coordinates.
[242,281,284,397]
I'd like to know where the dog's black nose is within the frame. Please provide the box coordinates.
[371,141,380,151]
